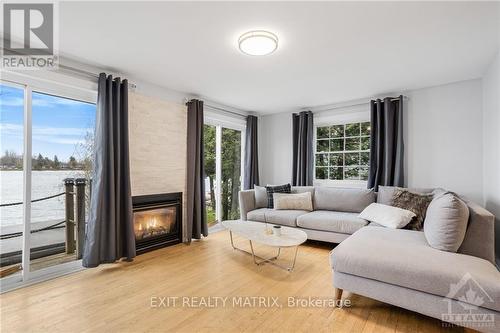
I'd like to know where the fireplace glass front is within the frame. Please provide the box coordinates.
[132,193,182,254]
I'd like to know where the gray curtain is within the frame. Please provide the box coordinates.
[368,96,405,191]
[186,99,208,241]
[292,111,314,186]
[83,73,135,268]
[243,115,259,189]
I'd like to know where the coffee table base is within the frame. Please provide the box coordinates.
[229,231,299,272]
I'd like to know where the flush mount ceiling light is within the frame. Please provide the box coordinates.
[238,30,278,56]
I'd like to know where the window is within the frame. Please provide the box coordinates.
[0,75,96,289]
[315,121,371,181]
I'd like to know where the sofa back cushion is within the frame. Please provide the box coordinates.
[424,192,469,252]
[314,187,376,213]
[291,186,315,196]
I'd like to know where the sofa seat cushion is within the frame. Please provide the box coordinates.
[330,227,500,312]
[296,211,368,234]
[246,208,309,227]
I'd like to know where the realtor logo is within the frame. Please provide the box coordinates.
[442,273,495,330]
[2,2,58,69]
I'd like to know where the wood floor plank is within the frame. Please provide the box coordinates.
[0,230,471,333]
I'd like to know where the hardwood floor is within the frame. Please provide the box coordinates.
[0,230,472,333]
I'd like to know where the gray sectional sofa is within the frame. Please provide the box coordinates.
[238,186,499,332]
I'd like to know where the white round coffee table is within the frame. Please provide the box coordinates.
[222,220,307,272]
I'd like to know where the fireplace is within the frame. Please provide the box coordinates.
[132,192,182,254]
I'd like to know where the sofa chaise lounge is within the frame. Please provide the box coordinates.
[238,186,499,332]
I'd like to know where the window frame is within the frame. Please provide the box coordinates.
[313,110,370,188]
[0,73,97,292]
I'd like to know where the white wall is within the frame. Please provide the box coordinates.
[482,51,500,263]
[405,79,483,203]
[259,112,293,185]
[259,79,485,203]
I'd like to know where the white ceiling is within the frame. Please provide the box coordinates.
[56,2,499,113]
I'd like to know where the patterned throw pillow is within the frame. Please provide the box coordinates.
[391,188,433,231]
[265,184,291,208]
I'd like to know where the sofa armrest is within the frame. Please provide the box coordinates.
[239,190,256,221]
[458,199,496,264]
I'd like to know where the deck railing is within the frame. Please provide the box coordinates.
[0,178,88,266]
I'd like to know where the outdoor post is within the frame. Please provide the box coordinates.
[74,178,86,259]
[64,178,75,254]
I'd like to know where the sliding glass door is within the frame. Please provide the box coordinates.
[29,91,96,272]
[203,121,244,228]
[203,124,217,227]
[0,76,96,288]
[221,127,241,220]
[0,82,25,280]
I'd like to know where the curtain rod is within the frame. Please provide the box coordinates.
[311,95,408,113]
[200,103,248,119]
[372,96,407,102]
[58,64,137,89]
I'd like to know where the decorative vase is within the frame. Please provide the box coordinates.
[272,225,282,236]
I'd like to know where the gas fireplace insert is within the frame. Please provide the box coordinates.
[132,192,182,254]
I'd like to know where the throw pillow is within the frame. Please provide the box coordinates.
[273,192,313,211]
[424,192,469,252]
[377,186,434,205]
[254,185,268,208]
[265,184,291,208]
[391,189,433,231]
[359,203,416,229]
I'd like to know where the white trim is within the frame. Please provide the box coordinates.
[299,94,406,116]
[314,179,368,189]
[314,104,369,126]
[215,126,222,223]
[201,98,249,117]
[22,86,32,282]
[1,260,84,293]
[1,70,97,104]
[204,109,246,131]
[0,272,22,289]
[240,130,246,190]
